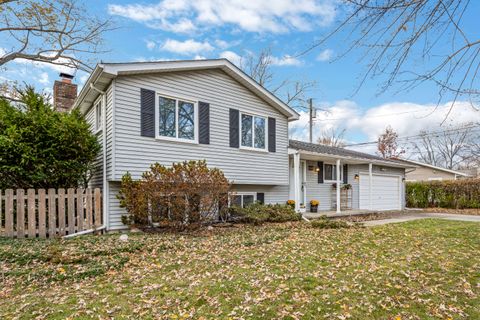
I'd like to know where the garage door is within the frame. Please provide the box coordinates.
[359,174,401,210]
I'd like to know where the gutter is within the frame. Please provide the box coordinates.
[90,83,109,231]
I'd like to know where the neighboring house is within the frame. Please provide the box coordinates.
[458,167,480,178]
[60,59,413,231]
[396,159,470,181]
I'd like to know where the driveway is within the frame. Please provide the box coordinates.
[363,213,480,226]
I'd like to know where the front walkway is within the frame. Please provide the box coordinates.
[303,210,373,219]
[362,213,480,226]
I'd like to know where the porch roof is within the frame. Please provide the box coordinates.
[288,140,414,168]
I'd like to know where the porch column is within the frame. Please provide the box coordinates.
[336,159,341,214]
[368,163,373,210]
[293,152,301,212]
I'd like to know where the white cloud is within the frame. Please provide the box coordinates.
[289,100,480,156]
[108,0,336,33]
[37,72,49,85]
[161,39,214,55]
[271,55,302,66]
[193,55,206,60]
[219,50,242,66]
[316,49,333,62]
[145,40,156,50]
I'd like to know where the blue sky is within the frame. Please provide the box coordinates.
[2,0,479,155]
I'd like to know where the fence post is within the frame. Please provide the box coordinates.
[67,188,75,234]
[16,189,25,238]
[5,189,14,237]
[38,189,46,238]
[94,188,102,227]
[58,188,66,236]
[27,189,36,238]
[48,188,56,237]
[76,188,84,231]
[85,188,92,229]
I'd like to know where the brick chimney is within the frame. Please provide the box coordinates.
[53,73,77,112]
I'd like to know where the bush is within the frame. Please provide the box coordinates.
[118,160,231,229]
[310,217,352,229]
[406,179,480,209]
[229,202,302,224]
[0,87,100,189]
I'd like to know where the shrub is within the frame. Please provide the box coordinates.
[118,160,231,229]
[406,179,480,209]
[0,87,100,189]
[230,202,302,224]
[310,217,352,229]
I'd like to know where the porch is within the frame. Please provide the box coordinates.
[288,140,409,215]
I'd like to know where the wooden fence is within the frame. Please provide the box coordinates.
[0,188,102,239]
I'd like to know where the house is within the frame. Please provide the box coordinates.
[396,159,470,181]
[58,59,413,231]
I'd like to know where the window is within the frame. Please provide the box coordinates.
[158,95,196,141]
[230,193,257,208]
[95,101,102,132]
[241,113,266,150]
[324,164,342,181]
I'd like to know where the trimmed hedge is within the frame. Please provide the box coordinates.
[229,203,302,224]
[406,179,480,209]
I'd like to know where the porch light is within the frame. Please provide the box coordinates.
[315,166,320,172]
[354,174,359,180]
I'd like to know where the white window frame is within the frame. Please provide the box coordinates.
[239,112,268,152]
[324,163,343,183]
[94,99,102,133]
[155,92,199,144]
[229,192,257,208]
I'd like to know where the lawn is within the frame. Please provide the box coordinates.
[1,219,479,319]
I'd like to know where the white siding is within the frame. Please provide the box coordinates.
[113,69,289,185]
[108,181,125,230]
[304,160,334,210]
[232,184,289,204]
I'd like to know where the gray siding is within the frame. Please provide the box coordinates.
[108,181,125,230]
[85,84,114,189]
[232,184,289,205]
[304,160,334,210]
[113,69,289,185]
[304,162,406,211]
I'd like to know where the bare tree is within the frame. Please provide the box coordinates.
[240,47,316,107]
[411,131,440,166]
[0,0,112,72]
[410,125,473,169]
[317,128,346,147]
[299,1,480,117]
[377,126,405,159]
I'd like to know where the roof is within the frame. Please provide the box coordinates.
[73,59,300,121]
[288,140,413,168]
[394,158,470,176]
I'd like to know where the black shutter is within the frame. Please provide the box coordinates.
[317,161,324,183]
[257,193,265,204]
[199,102,210,144]
[343,164,348,184]
[229,108,239,148]
[268,117,276,152]
[140,88,155,137]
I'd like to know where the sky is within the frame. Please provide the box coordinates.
[2,0,479,157]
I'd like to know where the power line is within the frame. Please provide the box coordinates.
[313,109,435,122]
[344,124,480,147]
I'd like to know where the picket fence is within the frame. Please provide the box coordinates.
[0,188,102,239]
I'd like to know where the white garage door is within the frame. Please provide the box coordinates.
[359,174,401,210]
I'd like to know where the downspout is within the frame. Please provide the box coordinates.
[90,83,108,231]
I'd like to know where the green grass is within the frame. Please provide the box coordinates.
[1,219,479,319]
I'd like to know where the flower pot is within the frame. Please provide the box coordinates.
[310,205,318,213]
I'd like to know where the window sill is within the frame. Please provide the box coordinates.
[239,146,269,153]
[155,135,198,145]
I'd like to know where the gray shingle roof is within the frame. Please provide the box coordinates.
[289,139,403,164]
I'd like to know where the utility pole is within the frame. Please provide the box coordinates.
[308,98,313,143]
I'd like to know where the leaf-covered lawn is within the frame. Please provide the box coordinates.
[1,219,479,319]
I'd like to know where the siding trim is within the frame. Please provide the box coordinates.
[111,79,116,180]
